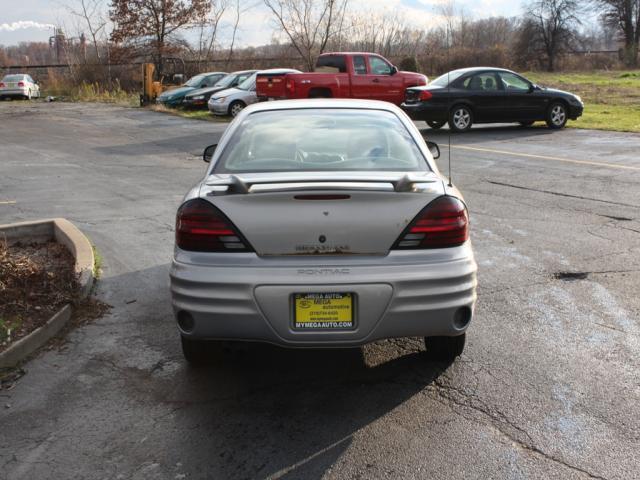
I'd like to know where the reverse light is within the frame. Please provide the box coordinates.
[419,90,433,101]
[176,199,252,252]
[393,196,469,249]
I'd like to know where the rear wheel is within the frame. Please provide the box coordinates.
[427,120,446,130]
[546,102,567,129]
[229,100,246,117]
[449,105,473,132]
[308,88,332,98]
[424,334,466,362]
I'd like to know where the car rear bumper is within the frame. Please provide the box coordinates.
[170,245,477,347]
[0,88,29,97]
[401,102,448,121]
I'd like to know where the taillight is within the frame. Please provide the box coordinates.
[0,82,5,87]
[419,90,432,101]
[18,81,24,87]
[285,78,295,96]
[176,199,252,252]
[392,196,469,249]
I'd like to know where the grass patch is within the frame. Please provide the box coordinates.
[43,80,139,107]
[525,70,640,132]
[148,104,230,122]
[92,244,102,280]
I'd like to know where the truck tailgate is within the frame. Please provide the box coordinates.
[256,72,289,100]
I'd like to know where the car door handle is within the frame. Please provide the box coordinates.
[372,78,380,83]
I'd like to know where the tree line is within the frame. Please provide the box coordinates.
[1,0,638,80]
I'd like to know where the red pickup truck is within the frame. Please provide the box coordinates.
[256,52,427,106]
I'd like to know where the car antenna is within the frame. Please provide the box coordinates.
[446,24,453,188]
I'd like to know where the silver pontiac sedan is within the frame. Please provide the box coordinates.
[171,99,477,365]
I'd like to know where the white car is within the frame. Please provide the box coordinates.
[208,69,301,117]
[0,74,40,100]
[171,99,477,365]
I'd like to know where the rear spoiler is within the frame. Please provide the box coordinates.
[203,173,442,195]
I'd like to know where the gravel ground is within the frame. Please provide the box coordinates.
[0,101,639,480]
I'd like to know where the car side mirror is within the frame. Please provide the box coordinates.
[390,66,398,75]
[426,141,440,159]
[203,144,217,163]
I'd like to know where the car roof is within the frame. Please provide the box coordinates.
[242,98,403,114]
[201,71,227,76]
[447,67,514,75]
[231,69,257,75]
[320,52,383,56]
[256,68,302,74]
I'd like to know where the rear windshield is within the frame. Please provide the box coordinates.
[213,109,429,173]
[429,70,465,87]
[316,55,347,73]
[2,75,25,82]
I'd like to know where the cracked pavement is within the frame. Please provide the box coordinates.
[1,102,639,479]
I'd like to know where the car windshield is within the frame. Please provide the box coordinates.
[429,70,465,87]
[213,109,429,173]
[2,75,25,82]
[184,75,206,87]
[237,73,257,91]
[214,74,237,88]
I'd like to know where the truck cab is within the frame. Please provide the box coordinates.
[256,52,427,106]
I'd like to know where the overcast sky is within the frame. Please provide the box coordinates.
[1,0,521,47]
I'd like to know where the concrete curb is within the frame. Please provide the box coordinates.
[0,218,95,368]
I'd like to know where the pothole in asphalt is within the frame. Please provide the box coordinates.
[602,215,633,221]
[553,271,590,281]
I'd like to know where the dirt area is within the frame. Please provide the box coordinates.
[0,241,78,353]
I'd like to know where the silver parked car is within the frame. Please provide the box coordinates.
[171,99,477,364]
[208,68,300,117]
[0,74,40,100]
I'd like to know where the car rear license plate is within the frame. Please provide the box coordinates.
[293,293,354,330]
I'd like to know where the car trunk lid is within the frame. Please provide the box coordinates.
[202,172,445,256]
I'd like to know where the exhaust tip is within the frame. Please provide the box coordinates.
[177,311,195,333]
[453,307,472,330]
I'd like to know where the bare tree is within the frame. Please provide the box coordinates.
[595,0,640,66]
[522,0,582,71]
[264,0,349,71]
[194,0,228,67]
[225,0,249,68]
[66,0,108,61]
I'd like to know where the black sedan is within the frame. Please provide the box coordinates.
[182,70,257,109]
[401,67,584,132]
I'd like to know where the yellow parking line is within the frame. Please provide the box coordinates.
[446,144,640,171]
[0,200,16,205]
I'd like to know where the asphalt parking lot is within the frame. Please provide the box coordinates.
[1,101,639,480]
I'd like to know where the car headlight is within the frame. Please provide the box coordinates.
[191,95,205,100]
[215,97,227,103]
